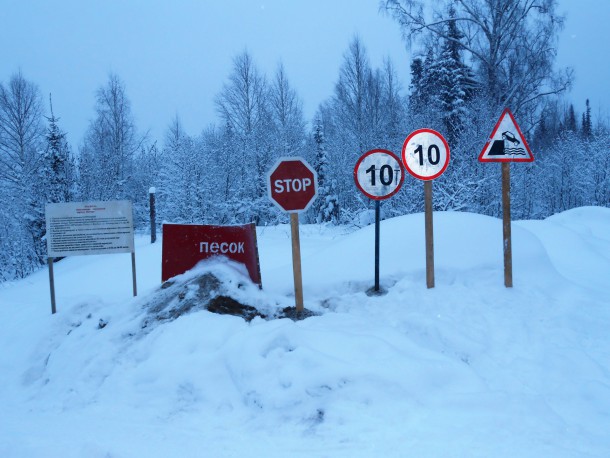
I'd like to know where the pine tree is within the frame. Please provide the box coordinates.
[582,99,592,139]
[312,120,339,223]
[408,44,444,130]
[408,57,425,114]
[421,46,442,108]
[435,5,475,143]
[566,104,577,133]
[42,94,75,204]
[533,112,549,151]
[158,116,200,223]
[386,0,572,117]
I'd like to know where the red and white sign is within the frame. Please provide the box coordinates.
[402,129,450,180]
[267,157,318,212]
[354,149,404,200]
[479,108,534,162]
[161,223,262,285]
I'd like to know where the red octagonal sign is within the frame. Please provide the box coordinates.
[267,157,318,212]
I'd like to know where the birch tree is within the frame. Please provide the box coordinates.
[79,74,143,201]
[384,0,572,119]
[215,51,273,223]
[0,71,46,277]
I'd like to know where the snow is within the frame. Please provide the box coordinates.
[1,208,609,457]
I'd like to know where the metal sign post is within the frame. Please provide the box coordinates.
[354,149,405,293]
[131,252,138,296]
[48,257,57,314]
[424,181,435,288]
[374,200,381,291]
[149,187,156,244]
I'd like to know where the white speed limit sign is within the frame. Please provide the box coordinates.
[354,149,404,200]
[401,128,450,180]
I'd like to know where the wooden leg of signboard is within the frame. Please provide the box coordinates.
[131,251,138,297]
[374,200,380,292]
[424,180,435,289]
[290,212,304,312]
[502,163,513,288]
[48,257,57,314]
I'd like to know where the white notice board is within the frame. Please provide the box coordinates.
[46,201,134,257]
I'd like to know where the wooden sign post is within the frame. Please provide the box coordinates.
[501,163,513,287]
[479,108,534,287]
[290,213,304,310]
[402,129,450,289]
[267,157,318,313]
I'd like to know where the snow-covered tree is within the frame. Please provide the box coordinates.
[582,99,592,139]
[435,5,476,143]
[385,0,572,121]
[313,37,410,222]
[41,94,75,204]
[0,71,46,278]
[565,104,577,133]
[269,62,306,157]
[311,119,339,223]
[157,116,202,223]
[79,73,143,201]
[334,36,374,155]
[215,51,275,224]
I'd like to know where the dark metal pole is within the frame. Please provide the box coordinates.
[48,257,57,314]
[374,200,380,292]
[424,181,435,288]
[149,187,156,244]
[131,252,138,297]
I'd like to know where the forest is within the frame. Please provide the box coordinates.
[0,0,608,281]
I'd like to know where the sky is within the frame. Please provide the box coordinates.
[0,0,608,146]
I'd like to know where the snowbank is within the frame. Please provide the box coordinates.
[0,208,609,457]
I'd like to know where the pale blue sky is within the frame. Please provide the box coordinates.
[0,0,607,144]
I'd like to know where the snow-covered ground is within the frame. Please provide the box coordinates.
[1,208,609,457]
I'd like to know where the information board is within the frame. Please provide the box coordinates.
[46,201,135,257]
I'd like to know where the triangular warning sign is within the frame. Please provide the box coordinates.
[479,108,534,162]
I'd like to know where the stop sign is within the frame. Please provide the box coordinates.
[267,157,318,212]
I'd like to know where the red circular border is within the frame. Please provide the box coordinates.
[353,149,405,200]
[401,128,450,181]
